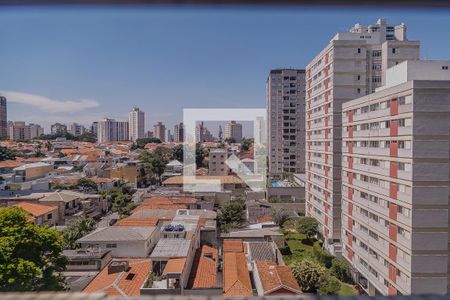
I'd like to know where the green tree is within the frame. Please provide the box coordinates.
[112,193,136,217]
[297,217,319,240]
[330,258,353,283]
[130,138,161,150]
[195,145,209,168]
[291,259,326,293]
[240,138,253,152]
[0,146,18,161]
[224,137,236,144]
[172,144,184,162]
[313,241,334,268]
[271,208,291,226]
[57,152,67,158]
[0,207,67,291]
[63,217,97,250]
[138,149,169,185]
[75,132,97,143]
[218,198,246,232]
[318,274,341,295]
[76,177,98,192]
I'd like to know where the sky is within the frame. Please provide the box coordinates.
[1,5,450,135]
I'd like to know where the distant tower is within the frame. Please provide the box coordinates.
[128,107,145,141]
[0,96,6,139]
[218,125,223,141]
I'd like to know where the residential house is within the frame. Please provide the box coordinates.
[14,201,59,226]
[111,160,146,188]
[12,162,53,183]
[83,258,152,297]
[77,226,158,258]
[253,260,301,295]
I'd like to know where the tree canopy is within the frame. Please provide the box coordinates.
[130,138,161,150]
[297,217,319,240]
[0,207,67,291]
[217,198,246,232]
[0,146,18,161]
[63,217,97,250]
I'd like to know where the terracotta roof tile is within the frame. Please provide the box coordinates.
[83,258,151,297]
[188,245,218,289]
[142,197,197,205]
[115,217,159,227]
[223,239,244,253]
[163,258,186,275]
[257,215,273,223]
[255,260,301,295]
[0,160,24,169]
[14,202,58,217]
[223,252,252,297]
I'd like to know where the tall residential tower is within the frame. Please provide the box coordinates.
[129,107,145,141]
[267,69,306,176]
[305,19,420,254]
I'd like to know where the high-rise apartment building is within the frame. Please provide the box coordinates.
[305,19,420,254]
[174,122,184,142]
[0,96,7,139]
[341,60,450,296]
[8,121,44,141]
[51,123,67,135]
[154,122,166,142]
[267,69,306,176]
[97,118,129,143]
[91,122,98,136]
[128,107,145,141]
[196,122,213,142]
[69,123,86,136]
[224,121,243,143]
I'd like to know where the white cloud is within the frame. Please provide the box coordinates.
[0,90,100,113]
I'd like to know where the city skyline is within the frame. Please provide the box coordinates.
[1,7,450,132]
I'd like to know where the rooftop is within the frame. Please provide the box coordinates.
[223,239,244,253]
[83,258,152,297]
[187,245,218,289]
[14,202,58,217]
[223,252,253,297]
[150,239,192,258]
[163,175,244,185]
[77,226,156,243]
[115,217,160,227]
[255,260,301,295]
[162,258,187,275]
[248,242,276,262]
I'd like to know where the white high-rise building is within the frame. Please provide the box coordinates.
[224,121,243,143]
[97,118,129,143]
[341,60,450,296]
[305,19,420,254]
[267,69,306,176]
[128,107,145,142]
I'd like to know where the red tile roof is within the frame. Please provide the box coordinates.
[188,245,218,289]
[0,160,24,169]
[163,258,186,275]
[257,215,273,223]
[142,197,197,205]
[14,202,57,217]
[223,239,244,253]
[223,252,252,297]
[115,217,159,227]
[83,258,152,297]
[255,260,301,295]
